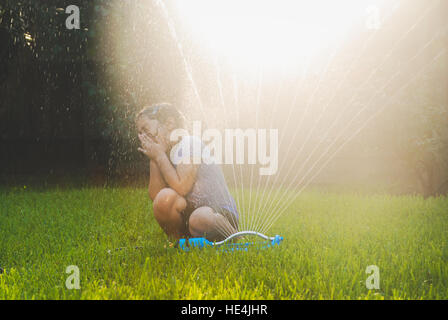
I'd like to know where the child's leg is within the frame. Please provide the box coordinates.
[188,206,237,241]
[152,188,187,239]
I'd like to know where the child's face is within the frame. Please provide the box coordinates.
[136,116,159,138]
[136,116,172,149]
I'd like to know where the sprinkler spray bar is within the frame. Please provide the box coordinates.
[178,231,283,252]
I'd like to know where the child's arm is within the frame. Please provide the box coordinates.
[148,160,167,201]
[153,152,197,197]
[139,133,197,197]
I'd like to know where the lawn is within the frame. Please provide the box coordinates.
[0,187,447,299]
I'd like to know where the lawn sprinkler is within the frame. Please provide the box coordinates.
[178,231,283,252]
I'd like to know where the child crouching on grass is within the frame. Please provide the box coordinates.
[136,103,239,241]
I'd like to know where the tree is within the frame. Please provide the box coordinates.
[394,68,448,197]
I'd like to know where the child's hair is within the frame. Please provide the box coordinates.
[135,103,185,128]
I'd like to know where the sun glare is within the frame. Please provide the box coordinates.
[174,0,384,70]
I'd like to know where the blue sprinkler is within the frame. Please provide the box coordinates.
[178,231,283,252]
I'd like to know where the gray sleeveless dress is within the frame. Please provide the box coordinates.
[170,135,239,228]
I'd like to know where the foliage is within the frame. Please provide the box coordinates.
[394,68,448,197]
[0,1,144,179]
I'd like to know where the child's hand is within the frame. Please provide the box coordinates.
[138,133,167,159]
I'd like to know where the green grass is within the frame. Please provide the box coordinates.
[0,187,447,299]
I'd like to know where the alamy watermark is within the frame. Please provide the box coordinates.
[65,265,81,290]
[65,5,80,30]
[365,5,382,30]
[170,121,278,176]
[63,4,382,31]
[365,265,380,290]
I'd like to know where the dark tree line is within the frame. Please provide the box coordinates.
[0,1,149,186]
